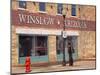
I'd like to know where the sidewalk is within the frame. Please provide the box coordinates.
[12,60,96,74]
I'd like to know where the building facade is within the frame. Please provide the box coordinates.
[11,0,96,66]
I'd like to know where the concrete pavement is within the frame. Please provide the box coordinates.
[12,60,96,74]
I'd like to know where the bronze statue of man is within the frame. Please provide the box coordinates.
[67,42,74,66]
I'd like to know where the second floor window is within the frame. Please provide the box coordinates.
[39,2,45,11]
[19,1,26,9]
[57,4,63,14]
[71,4,76,16]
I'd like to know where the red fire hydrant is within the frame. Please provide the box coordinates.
[25,56,31,73]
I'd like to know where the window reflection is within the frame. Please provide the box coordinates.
[19,1,26,9]
[56,36,63,54]
[19,35,48,57]
[35,36,47,56]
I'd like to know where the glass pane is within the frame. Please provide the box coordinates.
[71,5,76,16]
[35,36,47,56]
[39,2,45,11]
[19,35,32,57]
[19,1,26,9]
[57,4,63,14]
[56,36,63,54]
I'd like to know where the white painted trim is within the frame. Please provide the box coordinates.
[16,28,61,35]
[56,14,63,16]
[16,28,79,36]
[18,8,28,11]
[66,31,79,36]
[37,11,47,14]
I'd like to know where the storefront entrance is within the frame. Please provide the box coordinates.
[56,36,78,62]
[18,35,48,64]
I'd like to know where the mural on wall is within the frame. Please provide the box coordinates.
[11,0,96,74]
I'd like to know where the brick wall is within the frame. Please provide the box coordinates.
[48,36,57,63]
[79,5,96,21]
[46,3,57,15]
[27,1,39,13]
[78,31,96,59]
[12,26,18,65]
[12,0,18,10]
[12,0,96,21]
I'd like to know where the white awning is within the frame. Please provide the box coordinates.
[66,31,79,36]
[16,28,79,36]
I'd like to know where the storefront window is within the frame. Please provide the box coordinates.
[19,35,48,57]
[35,36,47,56]
[19,35,32,57]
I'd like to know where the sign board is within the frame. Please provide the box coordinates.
[12,10,96,31]
[62,31,67,38]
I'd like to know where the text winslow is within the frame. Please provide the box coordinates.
[18,13,87,28]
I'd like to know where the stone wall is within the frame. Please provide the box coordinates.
[27,1,39,13]
[12,26,18,66]
[48,36,57,63]
[46,3,57,15]
[78,31,96,59]
[79,5,96,21]
[12,0,18,10]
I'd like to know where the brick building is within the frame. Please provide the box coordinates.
[11,0,96,66]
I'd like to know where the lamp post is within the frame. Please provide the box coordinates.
[62,9,67,66]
